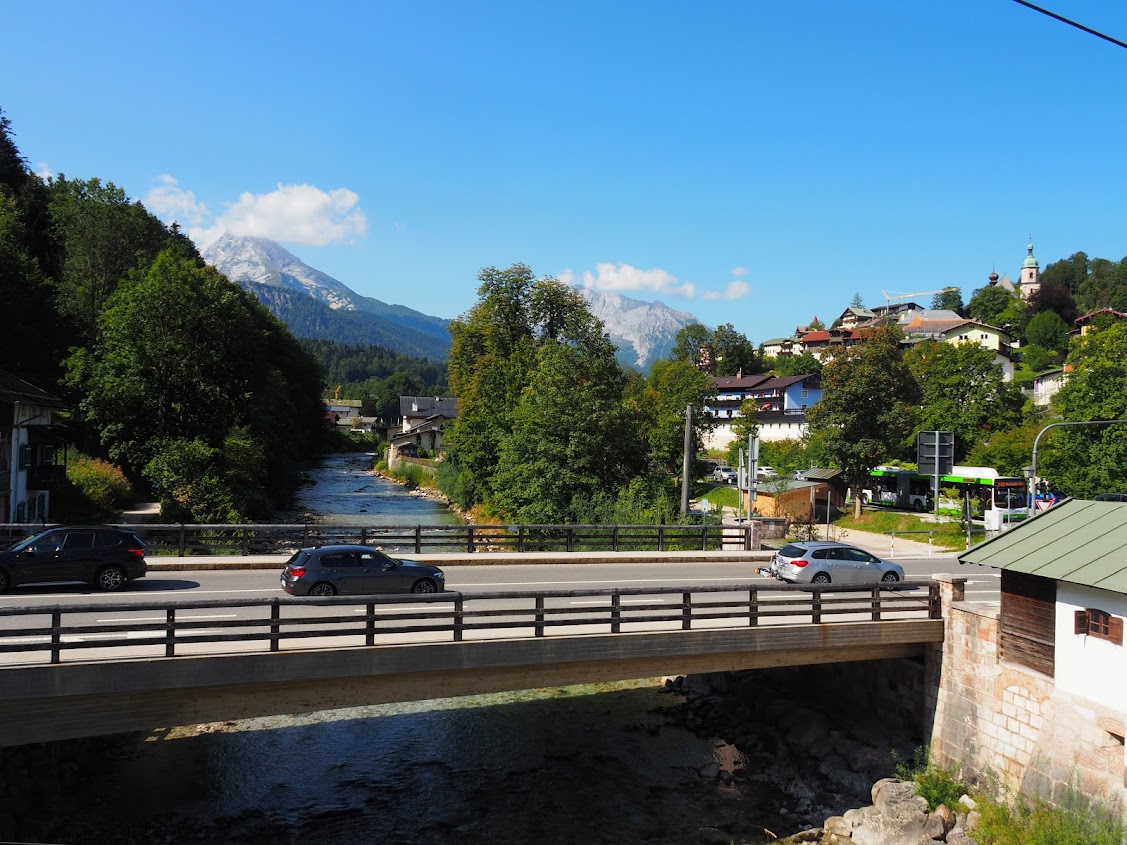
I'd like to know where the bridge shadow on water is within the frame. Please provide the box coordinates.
[42,680,800,845]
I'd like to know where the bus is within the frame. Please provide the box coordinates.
[865,467,933,512]
[864,465,1027,525]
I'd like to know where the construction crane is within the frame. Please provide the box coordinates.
[879,286,960,311]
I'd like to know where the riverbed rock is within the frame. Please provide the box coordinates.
[923,804,956,840]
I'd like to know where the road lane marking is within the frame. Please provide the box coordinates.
[568,599,666,606]
[98,614,239,622]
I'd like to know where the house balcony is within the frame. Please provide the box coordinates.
[26,465,66,490]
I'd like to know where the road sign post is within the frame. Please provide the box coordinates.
[917,431,954,519]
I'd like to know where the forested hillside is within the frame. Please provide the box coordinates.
[0,108,326,522]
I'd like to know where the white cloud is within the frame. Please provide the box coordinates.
[703,280,752,301]
[560,262,696,298]
[560,262,752,302]
[35,163,54,182]
[143,178,368,251]
[143,175,209,229]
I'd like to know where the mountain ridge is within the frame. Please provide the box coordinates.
[203,234,703,370]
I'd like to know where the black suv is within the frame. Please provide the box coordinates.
[0,526,148,593]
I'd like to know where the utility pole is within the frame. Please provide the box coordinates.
[680,404,694,515]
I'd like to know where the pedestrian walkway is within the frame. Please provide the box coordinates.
[812,527,960,559]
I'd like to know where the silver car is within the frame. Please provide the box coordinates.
[772,541,904,585]
[713,465,738,483]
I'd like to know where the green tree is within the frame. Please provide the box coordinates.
[1041,321,1127,497]
[1040,251,1089,298]
[931,288,964,313]
[48,176,175,343]
[1027,283,1078,326]
[1025,310,1070,354]
[967,420,1044,479]
[68,250,323,518]
[670,323,713,369]
[850,292,864,308]
[0,193,58,381]
[806,325,919,516]
[639,359,714,474]
[769,351,822,377]
[710,323,760,376]
[904,341,1025,462]
[1019,344,1056,374]
[490,338,646,522]
[443,264,646,519]
[967,285,1019,327]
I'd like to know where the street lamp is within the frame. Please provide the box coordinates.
[1023,465,1035,516]
[1029,419,1127,516]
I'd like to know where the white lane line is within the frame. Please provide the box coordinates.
[98,614,239,622]
[351,608,450,614]
[568,599,666,606]
[462,577,753,587]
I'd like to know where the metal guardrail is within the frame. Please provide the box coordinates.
[0,581,940,665]
[0,522,753,556]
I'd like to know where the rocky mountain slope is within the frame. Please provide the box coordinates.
[203,234,703,369]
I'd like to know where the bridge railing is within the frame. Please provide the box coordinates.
[0,580,940,666]
[0,522,757,556]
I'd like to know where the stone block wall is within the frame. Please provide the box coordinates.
[927,575,1126,815]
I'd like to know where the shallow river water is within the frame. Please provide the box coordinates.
[52,454,793,844]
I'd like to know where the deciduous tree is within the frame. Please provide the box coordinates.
[1040,321,1127,497]
[903,341,1024,462]
[806,325,919,516]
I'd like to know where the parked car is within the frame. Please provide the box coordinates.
[1094,492,1127,502]
[771,541,904,585]
[280,544,446,596]
[0,526,147,593]
[712,465,738,484]
[757,466,779,480]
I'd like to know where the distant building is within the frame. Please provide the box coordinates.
[387,396,459,467]
[704,374,821,449]
[1,370,67,523]
[986,241,1041,301]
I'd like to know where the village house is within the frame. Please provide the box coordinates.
[0,370,66,523]
[386,396,458,468]
[936,499,1127,814]
[703,373,821,450]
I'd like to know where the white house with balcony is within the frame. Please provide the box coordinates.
[704,373,821,450]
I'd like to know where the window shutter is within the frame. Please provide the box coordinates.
[1074,609,1089,635]
[1111,616,1124,647]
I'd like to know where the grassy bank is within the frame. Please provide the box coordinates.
[833,509,978,551]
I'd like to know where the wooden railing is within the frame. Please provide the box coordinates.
[0,522,755,556]
[0,581,940,666]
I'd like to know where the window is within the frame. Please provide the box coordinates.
[1075,609,1124,645]
[64,532,96,550]
[18,445,31,470]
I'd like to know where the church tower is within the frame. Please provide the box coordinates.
[1019,241,1040,300]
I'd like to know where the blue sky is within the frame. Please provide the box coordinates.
[4,1,1127,342]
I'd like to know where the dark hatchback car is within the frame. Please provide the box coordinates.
[280,544,445,597]
[0,526,148,593]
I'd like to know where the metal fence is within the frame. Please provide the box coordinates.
[0,522,759,556]
[0,581,939,665]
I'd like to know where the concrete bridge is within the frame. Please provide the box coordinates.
[0,581,945,747]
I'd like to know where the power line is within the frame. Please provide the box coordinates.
[1011,0,1127,50]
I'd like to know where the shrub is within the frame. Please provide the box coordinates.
[975,787,1124,845]
[66,454,132,509]
[893,746,967,812]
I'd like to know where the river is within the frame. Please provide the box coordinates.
[47,454,797,844]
